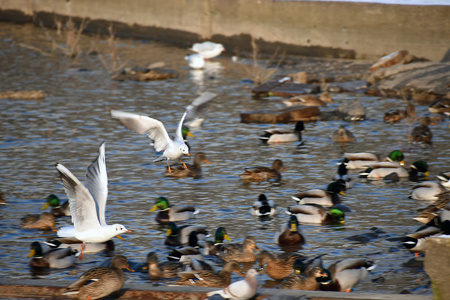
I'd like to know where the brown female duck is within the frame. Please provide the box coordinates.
[174,260,243,287]
[279,264,327,290]
[409,116,434,144]
[257,250,305,280]
[145,251,185,279]
[164,152,211,178]
[240,159,286,183]
[220,236,260,263]
[283,92,333,107]
[331,125,356,142]
[20,212,56,231]
[63,255,133,300]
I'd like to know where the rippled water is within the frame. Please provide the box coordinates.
[0,23,448,295]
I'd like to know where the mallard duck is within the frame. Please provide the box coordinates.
[63,255,133,299]
[402,224,442,255]
[319,258,376,292]
[149,197,198,223]
[41,194,71,217]
[175,260,242,287]
[410,181,447,201]
[28,241,78,269]
[165,222,208,246]
[0,191,6,205]
[409,117,434,144]
[428,98,450,128]
[360,160,428,180]
[287,203,346,225]
[190,41,225,59]
[256,250,305,280]
[206,268,258,300]
[331,125,356,142]
[437,172,450,188]
[332,160,354,190]
[292,181,346,207]
[168,230,204,262]
[220,236,260,263]
[239,159,286,183]
[343,150,404,170]
[204,227,233,256]
[274,215,305,245]
[164,152,210,179]
[283,92,333,107]
[383,102,416,124]
[259,121,305,144]
[45,238,115,254]
[145,251,185,279]
[250,194,277,217]
[20,212,56,231]
[185,53,205,69]
[279,264,326,290]
[414,191,450,224]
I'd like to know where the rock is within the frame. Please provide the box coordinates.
[366,62,450,101]
[369,50,413,73]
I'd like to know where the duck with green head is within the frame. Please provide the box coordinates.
[274,215,305,245]
[251,194,277,217]
[29,241,78,269]
[292,181,346,207]
[164,222,208,247]
[149,197,198,224]
[204,227,233,256]
[287,203,346,225]
[42,194,71,217]
[360,160,428,180]
[343,149,404,170]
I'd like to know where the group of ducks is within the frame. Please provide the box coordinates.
[19,84,449,299]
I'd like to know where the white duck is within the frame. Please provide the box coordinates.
[190,41,225,59]
[411,181,447,201]
[56,143,130,259]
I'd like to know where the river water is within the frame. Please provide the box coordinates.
[0,22,448,296]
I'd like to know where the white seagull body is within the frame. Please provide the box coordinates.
[207,268,258,300]
[56,143,130,259]
[111,92,216,171]
[185,53,206,69]
[190,41,225,59]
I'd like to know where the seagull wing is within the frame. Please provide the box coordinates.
[56,163,101,233]
[84,142,108,226]
[184,91,217,125]
[111,110,171,152]
[175,111,188,143]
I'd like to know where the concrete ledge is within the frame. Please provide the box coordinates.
[0,0,449,60]
[0,279,432,300]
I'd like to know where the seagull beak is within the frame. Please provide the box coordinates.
[186,153,190,157]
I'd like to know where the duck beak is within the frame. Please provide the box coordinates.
[204,159,211,164]
[339,191,346,196]
[399,160,405,166]
[340,220,346,225]
[28,249,36,258]
[187,132,195,137]
[116,235,124,240]
[125,265,135,272]
[41,203,50,210]
[282,166,287,171]
[149,205,158,213]
[166,229,172,237]
[224,234,232,241]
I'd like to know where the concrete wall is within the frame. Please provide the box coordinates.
[1,0,449,60]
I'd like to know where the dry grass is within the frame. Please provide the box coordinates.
[241,36,285,85]
[97,24,127,74]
